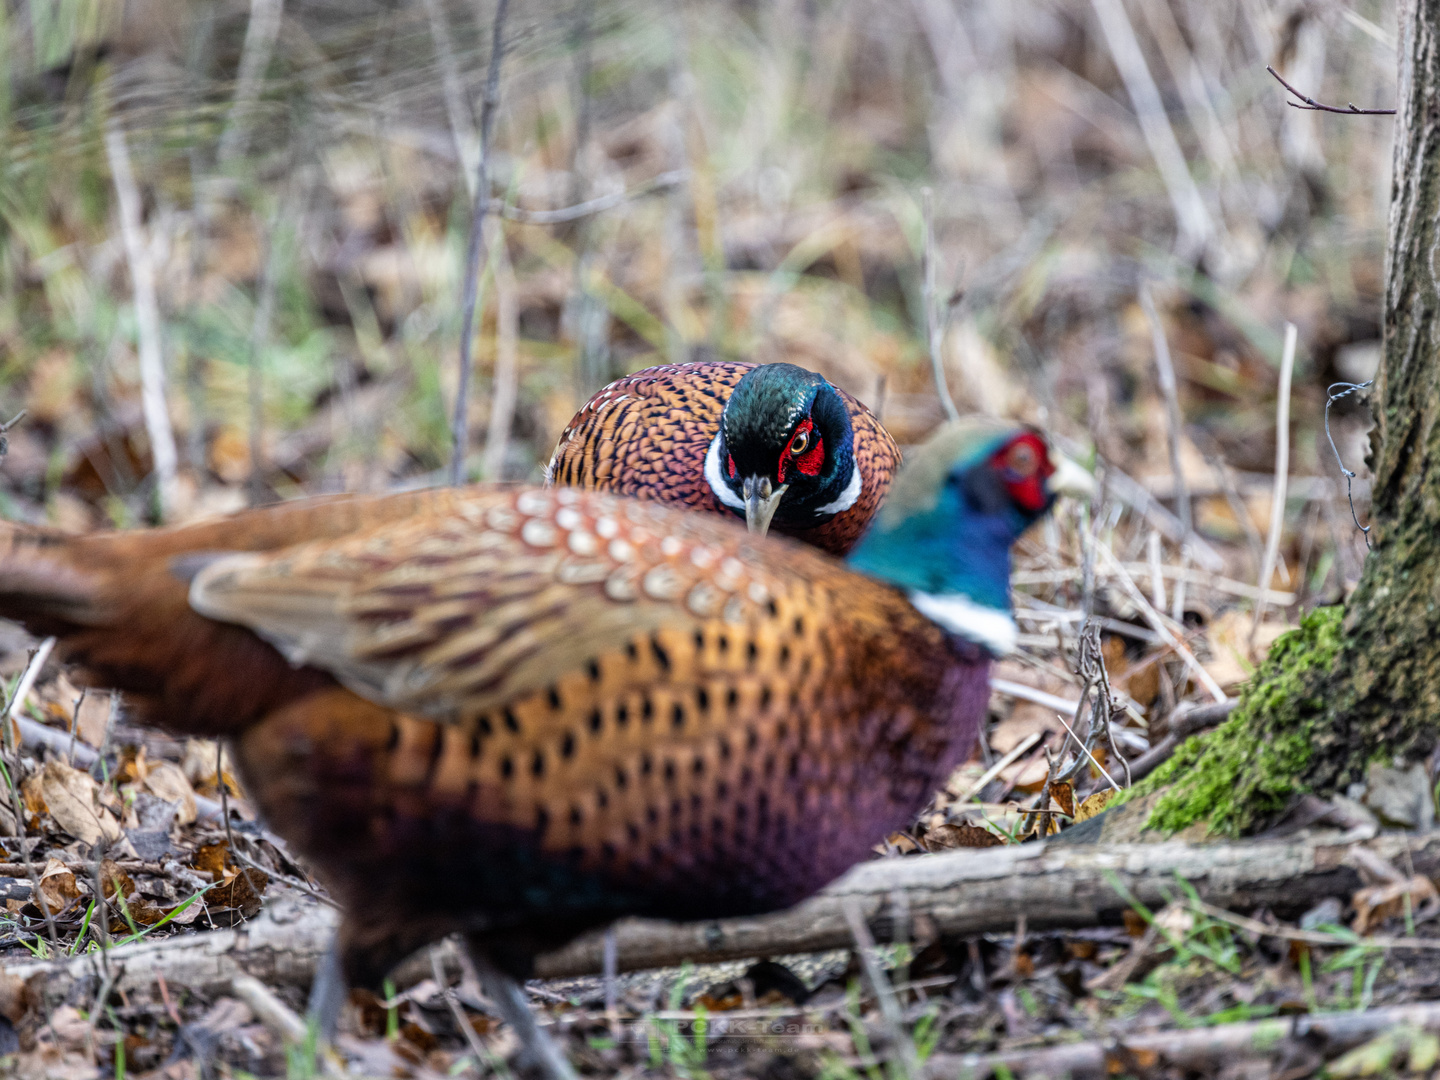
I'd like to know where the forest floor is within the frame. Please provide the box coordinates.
[0,0,1418,1074]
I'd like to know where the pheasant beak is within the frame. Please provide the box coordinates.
[742,475,789,537]
[1047,452,1097,500]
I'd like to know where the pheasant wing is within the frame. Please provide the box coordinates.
[189,486,825,721]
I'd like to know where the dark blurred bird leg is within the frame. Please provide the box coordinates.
[469,949,580,1080]
[306,932,347,1043]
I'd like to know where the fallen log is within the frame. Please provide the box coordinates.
[925,1001,1440,1079]
[534,829,1440,977]
[8,832,1440,998]
[4,888,338,1003]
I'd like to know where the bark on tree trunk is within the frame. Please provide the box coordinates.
[1133,0,1440,836]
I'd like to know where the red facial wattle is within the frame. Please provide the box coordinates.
[992,432,1053,513]
[727,453,737,479]
[778,417,824,484]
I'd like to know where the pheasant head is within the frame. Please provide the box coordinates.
[848,419,1094,655]
[704,363,863,537]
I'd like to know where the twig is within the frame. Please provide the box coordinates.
[1141,285,1190,543]
[1195,899,1440,951]
[432,944,494,1069]
[217,0,286,166]
[449,0,512,487]
[842,898,921,1080]
[481,224,519,481]
[5,637,54,727]
[247,200,286,507]
[1089,0,1213,256]
[1,641,59,948]
[0,410,26,462]
[104,121,180,519]
[1094,544,1227,702]
[928,1002,1440,1079]
[218,741,237,857]
[232,974,308,1044]
[952,732,1042,803]
[66,687,86,767]
[1053,709,1121,792]
[1139,283,1190,623]
[1266,64,1396,115]
[1325,380,1374,548]
[491,171,686,225]
[1254,322,1298,642]
[920,188,960,423]
[421,0,480,188]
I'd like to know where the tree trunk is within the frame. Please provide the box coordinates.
[1134,0,1440,836]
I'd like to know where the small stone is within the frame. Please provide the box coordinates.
[1361,761,1435,829]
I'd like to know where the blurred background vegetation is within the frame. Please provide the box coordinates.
[0,0,1393,608]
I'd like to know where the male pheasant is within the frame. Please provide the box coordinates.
[546,360,899,555]
[0,419,1089,1077]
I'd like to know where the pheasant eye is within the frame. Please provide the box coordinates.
[1006,442,1038,476]
[789,430,810,456]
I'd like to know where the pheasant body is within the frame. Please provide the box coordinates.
[546,361,899,555]
[198,485,989,978]
[0,420,1089,1004]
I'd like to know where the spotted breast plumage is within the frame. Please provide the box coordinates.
[545,360,899,556]
[0,418,1091,1078]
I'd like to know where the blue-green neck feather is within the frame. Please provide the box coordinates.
[846,481,1016,611]
[845,423,1046,614]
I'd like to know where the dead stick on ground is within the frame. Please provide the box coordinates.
[843,897,921,1080]
[1139,282,1190,623]
[920,187,960,423]
[926,1001,1440,1079]
[449,0,512,487]
[18,832,1440,995]
[528,829,1440,977]
[105,121,180,519]
[1253,321,1298,646]
[2,640,59,948]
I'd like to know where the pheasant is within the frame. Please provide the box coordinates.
[0,418,1089,1078]
[545,360,899,555]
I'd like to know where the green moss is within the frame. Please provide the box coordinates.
[1128,606,1345,837]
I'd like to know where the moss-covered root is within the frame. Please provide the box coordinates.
[1128,605,1345,838]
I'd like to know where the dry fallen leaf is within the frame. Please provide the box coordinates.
[36,858,80,913]
[922,823,1006,850]
[73,692,112,749]
[40,760,121,846]
[143,761,198,826]
[1074,788,1116,823]
[1352,875,1439,935]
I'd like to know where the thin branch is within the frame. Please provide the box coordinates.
[247,203,285,507]
[421,0,480,190]
[491,171,686,225]
[1325,379,1374,549]
[1089,0,1214,256]
[843,898,922,1080]
[921,188,961,424]
[480,225,518,481]
[1139,284,1191,622]
[217,0,287,166]
[1253,323,1298,642]
[1266,64,1396,115]
[450,0,512,487]
[2,640,59,949]
[105,121,180,519]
